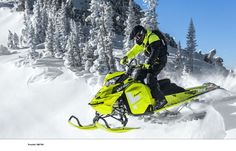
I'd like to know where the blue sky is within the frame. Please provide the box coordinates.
[134,0,236,69]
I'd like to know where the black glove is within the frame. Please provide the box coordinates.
[120,56,128,65]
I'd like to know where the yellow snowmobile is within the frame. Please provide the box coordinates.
[68,59,221,133]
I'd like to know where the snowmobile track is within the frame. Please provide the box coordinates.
[139,111,207,125]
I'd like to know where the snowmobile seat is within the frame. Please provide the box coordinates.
[158,79,185,95]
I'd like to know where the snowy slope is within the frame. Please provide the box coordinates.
[1,52,236,138]
[1,7,236,139]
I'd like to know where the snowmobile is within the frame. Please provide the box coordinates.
[68,59,221,133]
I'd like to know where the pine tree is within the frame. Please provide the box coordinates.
[175,41,183,72]
[83,42,94,72]
[76,21,85,67]
[33,0,44,45]
[103,2,116,72]
[7,31,14,49]
[84,0,101,72]
[41,5,48,43]
[25,0,34,14]
[38,0,48,43]
[186,18,197,73]
[16,0,25,11]
[90,1,116,74]
[54,24,63,58]
[47,0,57,20]
[141,0,158,30]
[86,0,101,55]
[44,18,54,57]
[64,21,83,71]
[64,33,77,69]
[13,33,20,49]
[20,35,24,47]
[57,2,70,51]
[123,0,137,52]
[28,23,39,60]
[21,1,31,47]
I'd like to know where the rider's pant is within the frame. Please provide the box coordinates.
[134,60,166,102]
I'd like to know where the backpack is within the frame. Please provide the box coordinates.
[151,29,168,51]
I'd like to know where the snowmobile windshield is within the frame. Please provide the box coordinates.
[105,76,120,86]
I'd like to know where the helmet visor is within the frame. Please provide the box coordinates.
[134,32,145,45]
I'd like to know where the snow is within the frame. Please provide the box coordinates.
[1,6,236,139]
[1,51,236,138]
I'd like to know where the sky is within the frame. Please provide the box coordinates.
[135,0,236,69]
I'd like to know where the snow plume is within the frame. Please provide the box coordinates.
[0,63,94,138]
[163,68,236,94]
[0,65,227,138]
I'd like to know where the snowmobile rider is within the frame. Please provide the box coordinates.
[120,25,168,110]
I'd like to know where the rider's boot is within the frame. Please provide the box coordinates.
[153,98,167,111]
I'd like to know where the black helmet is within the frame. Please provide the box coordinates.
[129,25,147,45]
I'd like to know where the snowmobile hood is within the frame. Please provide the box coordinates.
[89,91,123,115]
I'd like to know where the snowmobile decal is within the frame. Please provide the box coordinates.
[127,92,141,104]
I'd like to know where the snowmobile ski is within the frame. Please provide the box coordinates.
[68,115,138,132]
[95,122,139,133]
[68,115,98,130]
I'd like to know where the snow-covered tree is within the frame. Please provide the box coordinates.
[85,0,101,72]
[25,0,34,14]
[7,30,14,49]
[123,0,137,52]
[21,1,32,47]
[56,2,70,51]
[33,0,44,45]
[141,0,158,30]
[13,33,20,49]
[47,0,55,18]
[28,24,36,54]
[40,5,48,43]
[64,21,83,71]
[16,0,25,11]
[186,18,197,73]
[44,18,54,57]
[174,41,184,75]
[89,1,116,74]
[54,24,63,58]
[89,1,108,74]
[28,23,39,60]
[20,36,24,47]
[103,2,116,72]
[83,42,94,72]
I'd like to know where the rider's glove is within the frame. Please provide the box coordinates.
[120,56,128,65]
[142,63,150,69]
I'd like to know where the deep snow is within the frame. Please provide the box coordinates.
[1,6,236,139]
[1,51,236,139]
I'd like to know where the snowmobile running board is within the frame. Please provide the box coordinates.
[154,82,221,113]
[68,115,139,133]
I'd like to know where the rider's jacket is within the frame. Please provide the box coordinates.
[126,28,168,66]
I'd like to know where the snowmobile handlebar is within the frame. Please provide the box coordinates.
[126,58,143,76]
[116,57,144,75]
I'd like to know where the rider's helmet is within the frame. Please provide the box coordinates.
[129,25,147,45]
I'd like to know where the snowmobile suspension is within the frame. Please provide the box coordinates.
[93,106,128,128]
